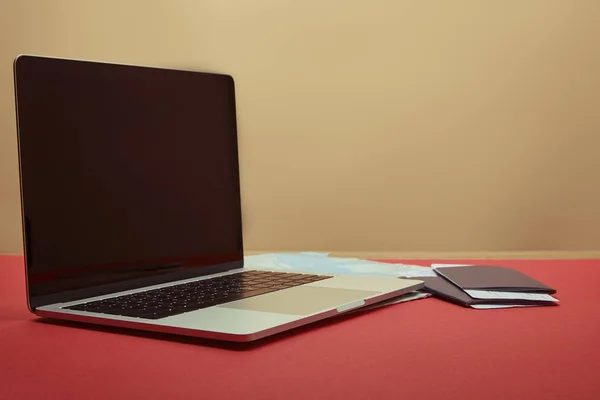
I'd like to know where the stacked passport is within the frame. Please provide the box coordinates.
[402,264,559,309]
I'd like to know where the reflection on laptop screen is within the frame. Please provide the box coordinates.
[14,56,243,301]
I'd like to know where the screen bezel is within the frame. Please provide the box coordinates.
[13,55,245,310]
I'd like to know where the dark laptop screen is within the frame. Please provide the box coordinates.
[14,56,243,306]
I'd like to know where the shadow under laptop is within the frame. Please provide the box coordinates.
[31,307,377,350]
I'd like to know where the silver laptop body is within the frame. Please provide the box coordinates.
[13,55,423,342]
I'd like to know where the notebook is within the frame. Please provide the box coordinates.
[12,54,424,342]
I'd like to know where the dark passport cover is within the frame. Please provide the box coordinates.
[433,265,556,294]
[420,276,556,308]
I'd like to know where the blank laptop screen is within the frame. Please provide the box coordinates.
[14,56,243,303]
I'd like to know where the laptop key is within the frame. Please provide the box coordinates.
[135,311,165,320]
[267,285,295,291]
[237,288,276,299]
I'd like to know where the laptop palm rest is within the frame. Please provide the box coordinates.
[218,286,379,316]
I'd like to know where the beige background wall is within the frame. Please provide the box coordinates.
[1,0,600,257]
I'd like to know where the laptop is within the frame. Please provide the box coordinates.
[12,55,423,342]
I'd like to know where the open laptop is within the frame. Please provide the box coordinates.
[12,55,423,342]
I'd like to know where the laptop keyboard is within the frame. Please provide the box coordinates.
[64,270,332,320]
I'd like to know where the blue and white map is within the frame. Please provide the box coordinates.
[244,252,429,277]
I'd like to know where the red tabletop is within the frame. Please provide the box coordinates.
[1,255,599,400]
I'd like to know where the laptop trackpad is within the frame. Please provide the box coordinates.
[218,286,379,316]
